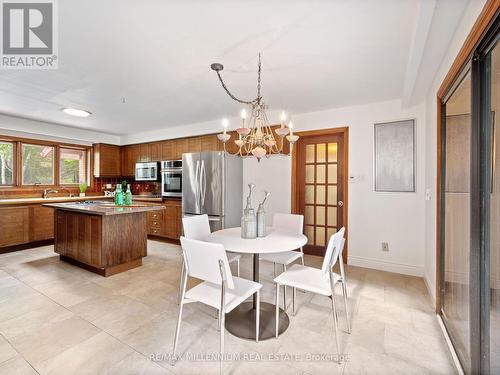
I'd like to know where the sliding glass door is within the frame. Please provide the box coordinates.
[488,40,499,375]
[442,69,472,372]
[439,17,499,375]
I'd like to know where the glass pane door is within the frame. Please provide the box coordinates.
[442,69,472,372]
[298,134,344,256]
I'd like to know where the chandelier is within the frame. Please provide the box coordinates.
[211,54,298,161]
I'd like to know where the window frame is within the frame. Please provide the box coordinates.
[0,135,92,190]
[0,139,15,186]
[21,142,56,186]
[58,146,89,186]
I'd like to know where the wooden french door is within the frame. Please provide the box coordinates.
[294,129,347,257]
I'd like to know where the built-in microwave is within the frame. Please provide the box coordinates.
[135,162,160,181]
[161,160,182,197]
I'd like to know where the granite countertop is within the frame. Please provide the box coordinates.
[0,195,112,205]
[43,201,165,215]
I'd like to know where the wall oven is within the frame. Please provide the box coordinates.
[161,160,182,197]
[135,162,161,181]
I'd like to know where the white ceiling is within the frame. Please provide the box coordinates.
[0,0,469,135]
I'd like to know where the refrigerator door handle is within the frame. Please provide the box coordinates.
[195,160,201,212]
[200,160,206,207]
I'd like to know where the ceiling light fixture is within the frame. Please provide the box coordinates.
[62,107,91,118]
[211,53,298,161]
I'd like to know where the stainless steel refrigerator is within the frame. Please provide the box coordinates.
[182,151,242,232]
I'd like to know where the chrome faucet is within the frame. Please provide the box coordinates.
[42,189,58,199]
[59,188,74,198]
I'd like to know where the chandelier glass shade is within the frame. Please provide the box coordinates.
[211,54,299,161]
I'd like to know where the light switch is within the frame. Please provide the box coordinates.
[425,188,431,201]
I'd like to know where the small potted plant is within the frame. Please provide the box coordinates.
[79,183,87,197]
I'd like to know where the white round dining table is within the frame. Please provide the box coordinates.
[205,226,307,341]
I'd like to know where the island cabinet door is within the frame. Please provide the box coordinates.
[54,210,102,267]
[101,213,147,266]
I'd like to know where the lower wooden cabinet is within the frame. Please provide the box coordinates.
[31,206,54,241]
[0,207,30,247]
[147,199,181,240]
[0,204,54,248]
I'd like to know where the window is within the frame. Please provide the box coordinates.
[22,144,54,185]
[0,141,14,185]
[59,148,87,184]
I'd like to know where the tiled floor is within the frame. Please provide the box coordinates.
[0,241,456,374]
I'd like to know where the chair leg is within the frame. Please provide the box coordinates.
[275,283,280,339]
[330,293,341,362]
[256,290,260,343]
[341,281,351,333]
[172,300,184,365]
[282,265,287,311]
[177,262,185,305]
[217,309,221,331]
[220,310,225,374]
[237,258,240,277]
[292,287,296,316]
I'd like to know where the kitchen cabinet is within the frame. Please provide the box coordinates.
[164,199,181,239]
[121,145,133,177]
[0,207,29,247]
[161,140,175,160]
[31,206,54,241]
[139,143,151,162]
[146,199,181,240]
[174,138,189,160]
[200,135,222,152]
[147,209,165,236]
[121,144,141,177]
[187,137,201,153]
[94,143,121,177]
[150,142,161,161]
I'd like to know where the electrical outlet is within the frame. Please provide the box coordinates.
[382,242,389,252]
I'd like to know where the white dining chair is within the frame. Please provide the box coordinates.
[172,237,262,372]
[182,215,241,276]
[179,215,242,304]
[260,213,304,309]
[273,227,350,359]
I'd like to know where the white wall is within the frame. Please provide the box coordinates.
[423,0,487,303]
[243,99,427,276]
[0,114,120,145]
[242,156,292,225]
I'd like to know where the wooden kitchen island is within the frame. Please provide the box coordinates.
[44,201,165,276]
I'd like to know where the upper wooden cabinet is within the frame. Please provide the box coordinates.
[187,137,201,154]
[139,143,151,162]
[121,144,141,177]
[161,140,175,160]
[200,134,223,152]
[150,142,161,161]
[174,138,189,160]
[94,143,121,177]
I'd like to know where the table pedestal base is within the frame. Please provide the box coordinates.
[225,301,289,341]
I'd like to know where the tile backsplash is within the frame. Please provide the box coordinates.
[93,178,160,195]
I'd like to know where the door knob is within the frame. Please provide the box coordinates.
[338,200,344,207]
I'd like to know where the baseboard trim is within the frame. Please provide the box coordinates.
[437,315,465,375]
[347,255,423,277]
[424,272,436,305]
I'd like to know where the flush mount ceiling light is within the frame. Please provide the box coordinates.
[211,53,298,162]
[61,107,91,118]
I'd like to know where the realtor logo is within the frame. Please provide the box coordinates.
[1,0,58,69]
